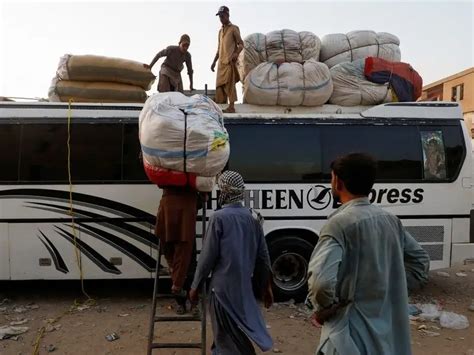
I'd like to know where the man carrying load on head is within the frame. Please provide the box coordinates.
[146,34,194,93]
[212,6,243,113]
[155,187,205,315]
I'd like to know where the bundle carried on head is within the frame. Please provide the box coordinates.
[320,30,401,68]
[49,54,156,103]
[238,29,321,82]
[139,92,230,192]
[243,59,333,106]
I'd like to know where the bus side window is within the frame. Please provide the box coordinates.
[226,124,322,182]
[421,126,465,181]
[420,131,447,180]
[0,124,21,182]
[20,124,68,182]
[123,123,147,181]
[70,123,122,182]
[321,125,423,181]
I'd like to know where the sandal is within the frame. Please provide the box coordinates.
[191,304,200,317]
[175,303,186,315]
[172,288,187,315]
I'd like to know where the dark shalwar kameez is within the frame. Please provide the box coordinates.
[191,203,273,354]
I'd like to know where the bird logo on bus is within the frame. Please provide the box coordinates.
[307,185,333,210]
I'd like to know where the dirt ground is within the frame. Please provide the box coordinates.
[0,265,473,355]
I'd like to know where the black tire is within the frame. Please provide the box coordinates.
[268,236,316,302]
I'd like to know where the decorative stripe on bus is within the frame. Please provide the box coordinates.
[37,231,69,274]
[54,226,121,274]
[0,188,155,219]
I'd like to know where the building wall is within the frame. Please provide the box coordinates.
[442,72,474,113]
[423,70,474,137]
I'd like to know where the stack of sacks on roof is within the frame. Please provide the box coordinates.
[48,54,155,103]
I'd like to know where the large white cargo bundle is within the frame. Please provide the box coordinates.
[329,59,391,106]
[238,29,321,81]
[139,92,229,177]
[320,30,401,68]
[243,59,333,106]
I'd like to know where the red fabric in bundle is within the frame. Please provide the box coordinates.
[143,160,198,189]
[364,57,423,101]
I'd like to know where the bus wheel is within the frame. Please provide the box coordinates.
[268,236,315,302]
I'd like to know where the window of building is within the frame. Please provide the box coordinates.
[451,84,464,101]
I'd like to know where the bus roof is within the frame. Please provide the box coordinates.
[0,101,462,120]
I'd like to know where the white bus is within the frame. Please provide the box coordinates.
[0,101,472,301]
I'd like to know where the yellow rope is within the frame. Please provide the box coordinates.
[32,100,95,355]
[67,99,91,300]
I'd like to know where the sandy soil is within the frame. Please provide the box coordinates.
[0,265,473,355]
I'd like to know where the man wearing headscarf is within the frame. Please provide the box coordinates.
[146,34,194,92]
[189,171,274,354]
[212,6,243,113]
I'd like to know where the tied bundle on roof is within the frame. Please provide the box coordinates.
[243,59,333,106]
[320,30,401,68]
[239,29,333,107]
[329,59,392,106]
[238,29,321,82]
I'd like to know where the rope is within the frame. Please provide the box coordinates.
[32,100,95,355]
[280,31,287,63]
[276,64,281,106]
[374,35,380,58]
[32,299,95,355]
[67,99,91,300]
[301,62,306,106]
[180,109,188,185]
[264,35,269,62]
[346,34,354,62]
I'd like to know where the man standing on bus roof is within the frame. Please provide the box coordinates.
[307,153,430,355]
[145,34,194,93]
[212,6,243,113]
[189,171,274,354]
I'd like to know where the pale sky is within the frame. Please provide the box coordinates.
[1,0,473,100]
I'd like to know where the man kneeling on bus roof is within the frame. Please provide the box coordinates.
[307,153,430,355]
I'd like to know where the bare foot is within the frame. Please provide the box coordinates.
[223,106,236,113]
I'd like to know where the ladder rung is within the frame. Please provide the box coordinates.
[155,293,176,299]
[150,342,202,349]
[155,315,201,322]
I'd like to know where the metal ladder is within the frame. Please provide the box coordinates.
[147,204,207,354]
